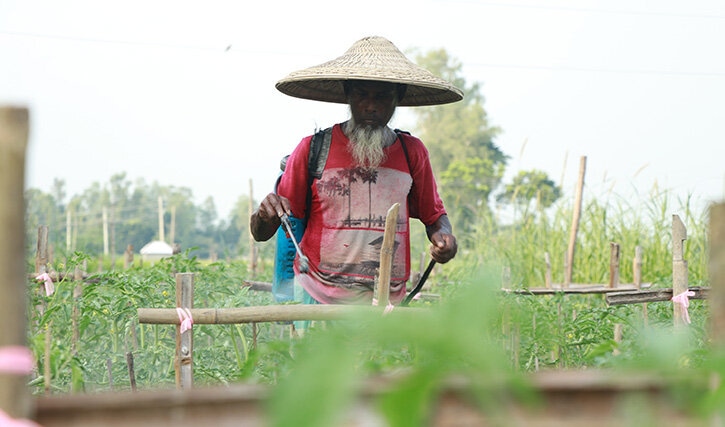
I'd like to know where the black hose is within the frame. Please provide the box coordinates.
[401,259,436,306]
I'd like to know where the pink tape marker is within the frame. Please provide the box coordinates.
[0,346,35,375]
[671,290,696,324]
[0,346,41,426]
[35,273,54,296]
[176,307,194,333]
[0,409,42,427]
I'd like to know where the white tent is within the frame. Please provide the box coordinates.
[139,240,174,263]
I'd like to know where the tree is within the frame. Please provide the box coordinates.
[411,48,507,233]
[497,169,562,218]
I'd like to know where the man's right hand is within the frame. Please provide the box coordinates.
[250,193,292,242]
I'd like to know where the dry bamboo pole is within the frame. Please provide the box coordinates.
[633,246,643,289]
[71,266,83,361]
[248,179,256,276]
[126,352,137,393]
[672,215,688,327]
[36,227,52,394]
[710,202,725,345]
[544,252,552,289]
[0,106,32,420]
[376,203,399,307]
[123,245,134,269]
[175,273,194,389]
[565,156,586,287]
[138,305,420,325]
[608,242,620,288]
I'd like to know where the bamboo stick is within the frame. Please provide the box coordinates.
[606,287,709,306]
[138,305,419,325]
[565,156,586,287]
[376,203,399,307]
[672,215,689,327]
[710,203,725,345]
[0,106,32,420]
[175,273,194,389]
[608,242,620,288]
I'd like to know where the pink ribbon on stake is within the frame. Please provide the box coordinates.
[0,410,42,427]
[0,346,35,375]
[0,346,42,427]
[176,307,194,333]
[671,290,696,324]
[35,272,54,296]
[372,298,395,315]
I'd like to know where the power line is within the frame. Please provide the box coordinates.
[0,30,230,52]
[440,0,725,21]
[464,61,725,77]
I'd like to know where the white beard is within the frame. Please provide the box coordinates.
[343,119,396,168]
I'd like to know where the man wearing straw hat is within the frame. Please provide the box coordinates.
[251,36,461,307]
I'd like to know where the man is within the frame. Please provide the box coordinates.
[251,36,462,306]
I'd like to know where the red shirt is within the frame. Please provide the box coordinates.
[277,123,446,304]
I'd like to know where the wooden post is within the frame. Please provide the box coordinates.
[672,215,688,327]
[710,203,725,345]
[608,242,620,288]
[248,179,256,276]
[35,226,53,394]
[613,323,623,356]
[124,245,134,269]
[544,252,552,289]
[157,196,165,242]
[175,273,194,389]
[0,106,32,420]
[565,156,586,287]
[376,203,399,307]
[71,267,83,361]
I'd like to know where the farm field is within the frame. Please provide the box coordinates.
[24,194,725,426]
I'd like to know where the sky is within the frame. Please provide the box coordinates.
[1,0,724,222]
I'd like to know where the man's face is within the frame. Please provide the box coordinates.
[346,80,398,129]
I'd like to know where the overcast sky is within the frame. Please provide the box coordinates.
[2,0,724,221]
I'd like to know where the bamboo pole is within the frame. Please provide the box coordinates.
[138,305,420,325]
[565,156,586,287]
[608,242,620,288]
[606,287,709,306]
[633,246,643,290]
[544,252,552,289]
[710,202,725,345]
[672,215,688,327]
[175,273,194,389]
[0,106,32,420]
[376,203,399,307]
[248,179,256,276]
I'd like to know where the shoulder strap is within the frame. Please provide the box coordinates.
[305,126,333,223]
[309,127,333,179]
[394,129,411,173]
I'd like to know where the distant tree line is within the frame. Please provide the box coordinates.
[24,172,260,263]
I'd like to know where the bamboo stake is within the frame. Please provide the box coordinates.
[710,203,725,345]
[565,156,586,287]
[175,273,194,389]
[633,246,643,290]
[0,106,32,420]
[126,352,137,392]
[608,242,620,288]
[672,215,688,327]
[106,358,113,390]
[376,203,399,307]
[248,179,256,276]
[544,252,552,289]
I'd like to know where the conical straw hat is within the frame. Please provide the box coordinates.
[276,36,464,107]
